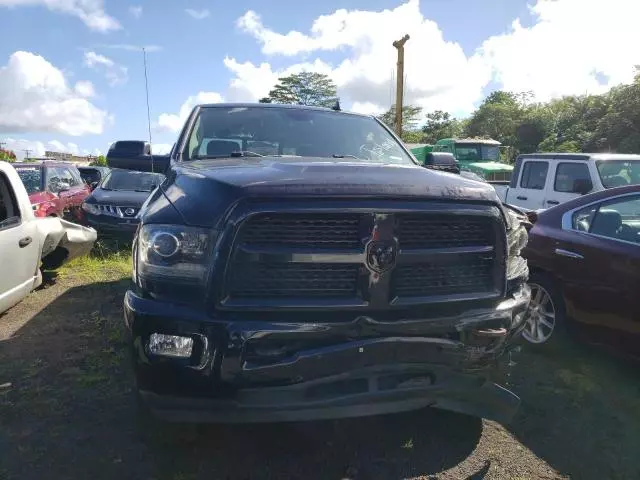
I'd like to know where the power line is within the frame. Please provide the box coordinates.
[23,149,32,160]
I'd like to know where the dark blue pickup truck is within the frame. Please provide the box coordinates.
[108,103,531,424]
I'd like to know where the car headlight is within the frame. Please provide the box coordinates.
[82,202,101,216]
[137,224,216,285]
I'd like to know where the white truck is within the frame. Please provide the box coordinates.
[0,161,97,314]
[495,153,640,211]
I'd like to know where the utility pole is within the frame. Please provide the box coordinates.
[23,149,32,160]
[392,34,410,137]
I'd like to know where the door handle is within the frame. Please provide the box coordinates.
[546,200,560,205]
[555,248,583,259]
[19,237,32,248]
[516,196,528,201]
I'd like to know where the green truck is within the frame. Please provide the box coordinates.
[409,138,513,183]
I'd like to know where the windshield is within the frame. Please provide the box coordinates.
[455,144,500,162]
[596,160,640,188]
[101,169,164,192]
[16,167,43,194]
[184,106,414,165]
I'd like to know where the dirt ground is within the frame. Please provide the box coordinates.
[1,268,639,480]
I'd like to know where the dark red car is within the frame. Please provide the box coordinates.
[522,184,640,354]
[13,162,91,221]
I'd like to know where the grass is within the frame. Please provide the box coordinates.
[58,239,132,283]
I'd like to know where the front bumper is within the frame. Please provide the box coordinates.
[85,213,139,237]
[125,284,530,424]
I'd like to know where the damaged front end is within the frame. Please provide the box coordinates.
[36,218,97,270]
[126,283,530,424]
[125,198,531,425]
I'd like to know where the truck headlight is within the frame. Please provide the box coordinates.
[137,224,215,285]
[505,208,529,282]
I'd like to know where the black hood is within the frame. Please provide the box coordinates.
[160,157,500,227]
[88,187,153,207]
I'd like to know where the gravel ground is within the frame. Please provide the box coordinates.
[0,271,638,480]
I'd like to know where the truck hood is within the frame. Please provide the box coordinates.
[162,157,501,228]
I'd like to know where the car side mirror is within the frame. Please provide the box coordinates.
[106,152,170,173]
[90,182,99,191]
[572,178,593,195]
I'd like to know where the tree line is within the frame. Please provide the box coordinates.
[258,70,640,162]
[3,70,638,164]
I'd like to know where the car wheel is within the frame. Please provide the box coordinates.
[522,273,565,345]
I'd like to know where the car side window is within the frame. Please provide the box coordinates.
[519,161,548,189]
[0,172,21,229]
[554,163,590,193]
[572,206,597,232]
[46,168,63,193]
[56,168,75,189]
[68,168,83,187]
[587,196,640,244]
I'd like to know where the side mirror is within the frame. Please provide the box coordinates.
[107,152,170,173]
[106,140,170,173]
[90,182,99,191]
[572,178,593,195]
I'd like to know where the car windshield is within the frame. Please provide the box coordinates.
[596,160,640,188]
[15,167,43,194]
[455,144,500,162]
[184,106,414,165]
[101,169,164,192]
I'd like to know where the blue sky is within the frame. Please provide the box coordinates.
[1,0,637,159]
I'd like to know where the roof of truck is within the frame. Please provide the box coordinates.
[517,153,640,161]
[196,102,368,117]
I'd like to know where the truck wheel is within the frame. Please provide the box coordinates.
[522,272,565,345]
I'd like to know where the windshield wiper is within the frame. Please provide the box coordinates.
[194,151,265,160]
[332,154,363,159]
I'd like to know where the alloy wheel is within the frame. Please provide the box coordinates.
[522,283,556,344]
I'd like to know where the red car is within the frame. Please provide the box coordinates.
[13,162,91,221]
[522,184,640,355]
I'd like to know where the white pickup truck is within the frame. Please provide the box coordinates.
[495,153,640,211]
[0,161,97,314]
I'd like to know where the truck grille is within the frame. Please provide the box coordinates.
[228,263,360,298]
[393,257,495,297]
[238,213,362,249]
[222,207,504,308]
[396,214,494,249]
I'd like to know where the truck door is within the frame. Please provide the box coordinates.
[509,159,549,210]
[0,170,40,313]
[544,161,591,208]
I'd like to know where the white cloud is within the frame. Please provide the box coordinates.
[152,143,173,155]
[0,0,120,32]
[129,5,142,19]
[0,137,96,160]
[84,51,128,86]
[230,0,489,115]
[74,80,95,98]
[229,0,640,116]
[185,8,209,20]
[476,0,640,102]
[156,92,224,133]
[0,51,107,136]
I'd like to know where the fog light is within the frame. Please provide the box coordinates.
[148,333,193,358]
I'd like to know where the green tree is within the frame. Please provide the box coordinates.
[90,155,107,166]
[464,91,528,147]
[421,110,463,143]
[377,104,423,132]
[0,148,17,162]
[262,72,339,107]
